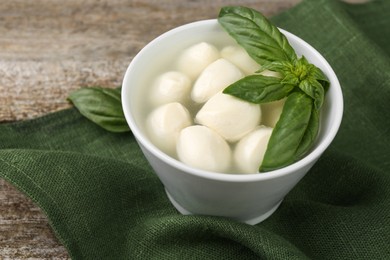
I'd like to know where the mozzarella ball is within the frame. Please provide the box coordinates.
[261,98,286,127]
[176,125,232,172]
[234,126,273,174]
[149,71,191,107]
[176,42,220,80]
[146,102,192,156]
[220,45,282,77]
[195,92,261,142]
[220,45,260,75]
[191,58,244,103]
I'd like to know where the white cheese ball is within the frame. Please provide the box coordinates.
[149,71,191,107]
[191,58,244,103]
[146,102,192,156]
[234,126,273,174]
[176,125,232,172]
[220,45,260,75]
[176,42,220,80]
[220,45,282,77]
[261,98,286,127]
[195,92,261,142]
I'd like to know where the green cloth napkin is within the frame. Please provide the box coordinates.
[1,0,389,259]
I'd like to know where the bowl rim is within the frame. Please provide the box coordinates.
[122,19,344,183]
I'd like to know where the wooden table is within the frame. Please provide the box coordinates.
[3,0,370,258]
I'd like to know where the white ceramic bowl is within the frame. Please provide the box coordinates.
[122,19,343,225]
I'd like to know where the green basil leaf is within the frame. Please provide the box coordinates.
[311,66,330,92]
[223,75,294,104]
[256,60,292,75]
[294,108,319,159]
[68,87,130,133]
[260,91,313,172]
[299,78,325,110]
[218,6,297,65]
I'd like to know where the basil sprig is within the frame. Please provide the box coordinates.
[218,6,329,172]
[68,87,130,133]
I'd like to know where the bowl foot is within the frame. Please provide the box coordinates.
[165,189,283,225]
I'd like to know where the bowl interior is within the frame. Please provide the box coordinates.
[122,19,343,181]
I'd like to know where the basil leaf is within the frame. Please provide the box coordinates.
[311,66,330,92]
[260,91,313,172]
[299,78,325,110]
[68,87,130,133]
[223,75,294,104]
[257,60,292,75]
[294,108,319,159]
[218,6,297,65]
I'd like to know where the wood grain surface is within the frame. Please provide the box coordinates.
[0,0,364,258]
